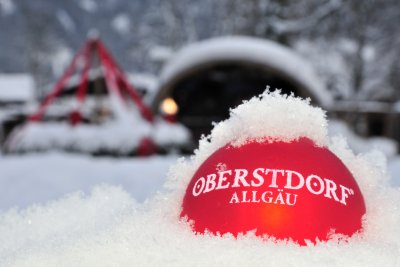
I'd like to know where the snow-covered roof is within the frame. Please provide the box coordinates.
[0,74,34,102]
[127,73,159,104]
[127,73,158,93]
[160,36,333,108]
[149,46,173,62]
[7,119,190,155]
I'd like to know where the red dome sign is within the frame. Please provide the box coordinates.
[181,138,366,245]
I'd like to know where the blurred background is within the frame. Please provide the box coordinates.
[0,0,399,209]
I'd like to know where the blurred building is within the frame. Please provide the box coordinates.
[154,36,400,151]
[2,36,399,155]
[153,36,332,142]
[0,74,34,107]
[1,39,190,156]
[0,74,34,143]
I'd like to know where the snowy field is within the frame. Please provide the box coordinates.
[1,151,399,211]
[0,153,178,211]
[1,91,400,266]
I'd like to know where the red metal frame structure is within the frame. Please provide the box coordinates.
[7,37,157,155]
[29,37,154,125]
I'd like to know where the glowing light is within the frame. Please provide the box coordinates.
[160,97,178,115]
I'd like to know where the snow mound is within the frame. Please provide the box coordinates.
[328,119,398,158]
[0,74,34,102]
[192,89,328,166]
[7,118,191,155]
[0,153,177,211]
[1,91,399,266]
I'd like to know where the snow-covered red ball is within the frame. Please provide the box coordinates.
[181,138,366,245]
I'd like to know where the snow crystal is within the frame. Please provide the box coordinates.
[1,91,399,266]
[56,9,76,33]
[78,0,97,13]
[149,46,173,62]
[50,46,73,77]
[0,0,15,16]
[0,74,34,102]
[112,13,131,35]
[294,39,353,100]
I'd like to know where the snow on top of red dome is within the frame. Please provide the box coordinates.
[192,89,328,167]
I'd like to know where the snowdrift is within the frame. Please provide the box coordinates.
[6,118,190,155]
[1,90,399,266]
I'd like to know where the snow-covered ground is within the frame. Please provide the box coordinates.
[0,74,34,102]
[1,91,400,266]
[1,150,399,212]
[0,153,178,211]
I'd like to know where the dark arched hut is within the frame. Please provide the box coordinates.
[153,36,333,144]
